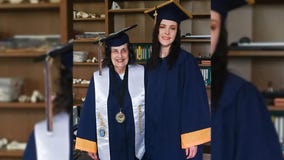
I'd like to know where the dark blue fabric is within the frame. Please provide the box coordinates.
[23,131,37,160]
[106,32,129,47]
[211,73,283,160]
[76,78,97,143]
[145,50,210,160]
[76,70,139,160]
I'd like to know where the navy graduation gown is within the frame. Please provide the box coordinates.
[76,70,138,160]
[23,131,37,160]
[145,49,211,160]
[211,72,283,160]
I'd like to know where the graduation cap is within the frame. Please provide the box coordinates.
[96,24,137,75]
[211,0,255,18]
[98,24,137,47]
[34,41,73,132]
[144,0,192,24]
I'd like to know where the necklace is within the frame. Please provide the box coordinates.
[112,67,128,123]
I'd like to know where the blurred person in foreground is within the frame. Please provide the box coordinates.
[211,0,283,159]
[23,42,73,160]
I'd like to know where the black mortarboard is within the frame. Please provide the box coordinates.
[99,24,137,47]
[144,0,192,24]
[211,0,255,18]
[96,24,137,75]
[105,32,129,47]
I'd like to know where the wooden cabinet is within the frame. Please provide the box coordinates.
[0,1,72,159]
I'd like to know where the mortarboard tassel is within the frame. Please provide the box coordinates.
[44,56,53,132]
[153,6,158,25]
[98,41,103,76]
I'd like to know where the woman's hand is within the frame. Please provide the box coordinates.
[88,152,98,160]
[185,145,197,159]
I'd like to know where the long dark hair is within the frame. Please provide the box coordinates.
[102,43,136,69]
[53,63,73,114]
[147,19,181,70]
[211,18,229,111]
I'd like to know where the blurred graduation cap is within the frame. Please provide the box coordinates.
[211,0,255,18]
[34,41,73,70]
[34,41,73,132]
[95,24,137,75]
[144,0,192,24]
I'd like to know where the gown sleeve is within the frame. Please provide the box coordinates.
[235,83,283,160]
[23,131,37,160]
[180,54,211,149]
[75,76,98,153]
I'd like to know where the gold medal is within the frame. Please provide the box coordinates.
[115,111,125,123]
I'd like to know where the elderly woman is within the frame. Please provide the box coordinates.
[75,28,145,160]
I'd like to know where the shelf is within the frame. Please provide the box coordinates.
[0,3,60,10]
[0,49,46,58]
[74,62,99,66]
[181,39,210,43]
[228,50,284,57]
[73,38,100,43]
[256,0,284,3]
[73,84,89,88]
[0,102,45,109]
[73,0,104,2]
[192,13,210,18]
[268,105,284,111]
[74,100,83,107]
[112,0,165,1]
[109,8,147,13]
[73,18,105,22]
[0,150,23,158]
[199,63,211,67]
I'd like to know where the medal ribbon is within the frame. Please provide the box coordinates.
[111,67,129,119]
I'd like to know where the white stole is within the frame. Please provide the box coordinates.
[94,65,145,160]
[35,112,70,160]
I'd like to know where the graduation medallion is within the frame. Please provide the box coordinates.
[115,111,125,123]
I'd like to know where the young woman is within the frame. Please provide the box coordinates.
[211,0,283,159]
[144,1,211,159]
[75,30,145,160]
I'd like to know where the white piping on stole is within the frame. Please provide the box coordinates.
[94,68,111,160]
[128,65,145,159]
